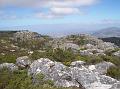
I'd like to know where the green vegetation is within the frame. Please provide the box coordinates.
[66,35,88,45]
[0,54,16,64]
[107,67,120,80]
[0,69,80,89]
[30,48,76,66]
[0,32,120,88]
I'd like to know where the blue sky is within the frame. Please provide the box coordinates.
[0,0,120,35]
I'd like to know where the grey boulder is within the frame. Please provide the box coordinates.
[110,82,120,89]
[70,61,86,67]
[28,58,119,89]
[113,51,120,57]
[16,56,31,68]
[92,61,115,74]
[0,63,18,71]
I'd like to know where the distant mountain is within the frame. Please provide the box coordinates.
[92,27,120,38]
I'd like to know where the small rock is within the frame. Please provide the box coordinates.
[113,51,120,57]
[71,61,86,67]
[16,56,31,68]
[0,63,18,71]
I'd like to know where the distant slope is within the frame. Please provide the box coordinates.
[100,37,120,47]
[0,31,18,38]
[92,27,120,38]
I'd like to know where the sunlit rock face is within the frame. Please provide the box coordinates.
[16,56,31,68]
[113,51,120,57]
[110,82,120,89]
[13,30,41,41]
[28,58,119,89]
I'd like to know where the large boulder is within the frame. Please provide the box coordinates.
[94,61,115,74]
[16,56,31,68]
[28,58,119,89]
[0,63,18,71]
[69,66,118,89]
[28,58,79,87]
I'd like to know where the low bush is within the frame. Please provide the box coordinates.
[107,67,120,80]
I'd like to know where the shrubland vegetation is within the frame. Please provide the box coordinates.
[0,68,78,89]
[0,31,120,89]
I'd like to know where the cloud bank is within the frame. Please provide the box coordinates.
[0,0,99,18]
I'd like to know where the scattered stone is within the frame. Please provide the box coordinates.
[113,51,120,57]
[0,63,18,71]
[16,56,31,68]
[80,50,93,56]
[70,61,86,67]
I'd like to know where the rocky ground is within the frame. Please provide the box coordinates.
[0,31,120,89]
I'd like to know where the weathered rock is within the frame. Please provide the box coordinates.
[65,43,80,50]
[28,58,119,89]
[80,50,93,56]
[95,53,106,56]
[28,58,79,87]
[110,82,120,89]
[70,61,86,67]
[69,66,98,88]
[97,42,117,51]
[0,63,18,71]
[69,66,118,89]
[84,44,96,49]
[16,56,31,68]
[99,75,118,85]
[94,61,115,74]
[13,30,41,41]
[113,51,120,57]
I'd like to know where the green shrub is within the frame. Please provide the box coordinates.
[76,55,103,65]
[0,54,16,64]
[101,55,120,67]
[107,67,120,80]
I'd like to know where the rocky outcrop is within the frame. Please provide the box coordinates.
[92,61,115,74]
[28,58,119,89]
[110,82,120,89]
[13,30,41,41]
[113,51,120,57]
[16,56,31,68]
[80,50,93,56]
[0,63,18,71]
[70,61,86,67]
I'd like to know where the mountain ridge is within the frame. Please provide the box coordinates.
[92,27,120,38]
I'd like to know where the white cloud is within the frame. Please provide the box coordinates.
[0,0,99,18]
[0,0,98,8]
[35,12,59,19]
[50,7,80,15]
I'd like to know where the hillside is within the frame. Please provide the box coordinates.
[0,31,120,89]
[92,27,120,38]
[100,37,120,47]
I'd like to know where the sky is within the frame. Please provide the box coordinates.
[0,0,120,36]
